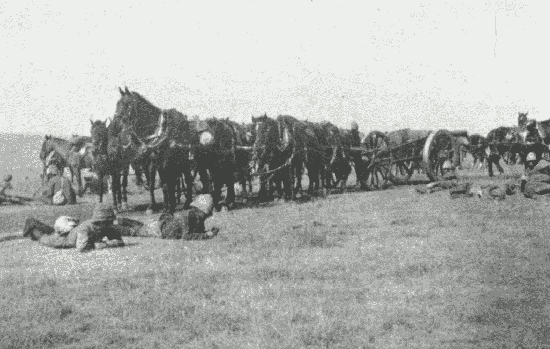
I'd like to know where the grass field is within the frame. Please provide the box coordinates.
[1,133,550,348]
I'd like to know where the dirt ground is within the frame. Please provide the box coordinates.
[2,159,550,348]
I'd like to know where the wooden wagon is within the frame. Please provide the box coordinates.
[354,128,467,189]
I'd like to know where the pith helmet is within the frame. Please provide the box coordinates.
[350,121,359,131]
[91,204,117,223]
[54,216,80,234]
[191,194,214,216]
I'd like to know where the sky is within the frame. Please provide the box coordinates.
[1,0,548,138]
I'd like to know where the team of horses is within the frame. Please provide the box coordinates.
[39,88,549,214]
[461,112,550,176]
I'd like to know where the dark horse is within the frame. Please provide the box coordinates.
[276,115,323,196]
[89,118,143,212]
[251,114,293,201]
[306,120,348,190]
[113,87,194,214]
[224,118,254,197]
[485,112,527,176]
[191,117,244,210]
[39,135,93,195]
[467,134,488,170]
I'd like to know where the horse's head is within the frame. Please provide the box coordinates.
[518,111,529,129]
[90,119,108,156]
[113,86,137,125]
[244,120,256,145]
[251,114,278,165]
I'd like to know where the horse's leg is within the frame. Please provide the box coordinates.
[143,164,151,190]
[306,162,314,195]
[183,166,193,210]
[258,164,270,201]
[175,173,182,204]
[487,155,494,177]
[226,164,236,210]
[73,166,82,197]
[98,172,104,203]
[110,173,119,213]
[132,162,144,186]
[197,161,210,194]
[167,170,177,214]
[157,166,169,212]
[496,155,504,174]
[121,167,129,212]
[210,167,223,212]
[284,166,293,201]
[147,163,157,214]
[293,158,302,197]
[239,167,248,201]
[247,158,253,193]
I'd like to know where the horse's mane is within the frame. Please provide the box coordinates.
[130,91,161,112]
[277,115,300,124]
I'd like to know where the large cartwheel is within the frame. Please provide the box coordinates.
[422,129,461,181]
[359,129,461,189]
[361,131,390,189]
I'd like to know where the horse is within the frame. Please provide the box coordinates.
[191,117,243,210]
[223,118,254,198]
[305,120,348,190]
[39,135,93,195]
[276,115,323,196]
[466,134,487,170]
[484,112,529,176]
[89,118,144,212]
[113,87,194,214]
[251,114,293,201]
[485,127,522,177]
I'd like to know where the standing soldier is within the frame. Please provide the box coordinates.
[348,121,367,190]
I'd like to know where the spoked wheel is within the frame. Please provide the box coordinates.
[365,153,391,189]
[423,130,458,181]
[362,131,391,189]
[362,131,388,152]
[388,159,414,184]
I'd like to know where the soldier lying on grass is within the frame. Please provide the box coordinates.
[22,204,125,252]
[415,172,518,200]
[523,165,550,199]
[122,194,219,240]
[22,195,219,252]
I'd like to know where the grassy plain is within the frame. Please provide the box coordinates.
[1,133,550,348]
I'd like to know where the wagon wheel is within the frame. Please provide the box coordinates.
[388,159,414,184]
[365,151,391,189]
[362,131,388,152]
[422,130,457,181]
